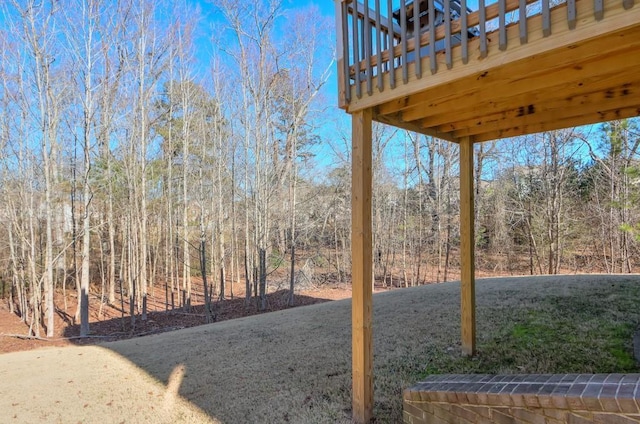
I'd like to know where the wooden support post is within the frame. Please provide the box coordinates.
[459,136,476,357]
[352,109,373,424]
[335,0,349,107]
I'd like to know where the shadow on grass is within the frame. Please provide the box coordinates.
[52,275,640,423]
[59,288,353,423]
[62,289,336,342]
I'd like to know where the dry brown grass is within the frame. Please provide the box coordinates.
[1,274,639,423]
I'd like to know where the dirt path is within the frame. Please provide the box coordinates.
[1,275,638,423]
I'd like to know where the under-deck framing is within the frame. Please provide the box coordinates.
[335,0,640,420]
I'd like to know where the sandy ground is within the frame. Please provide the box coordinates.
[1,274,639,423]
[0,345,214,423]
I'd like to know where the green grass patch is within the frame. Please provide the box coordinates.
[421,286,640,377]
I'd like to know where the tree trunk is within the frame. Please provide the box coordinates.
[200,234,213,324]
[258,248,267,311]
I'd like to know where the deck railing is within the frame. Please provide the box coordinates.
[335,0,636,107]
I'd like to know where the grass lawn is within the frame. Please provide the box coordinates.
[420,280,640,377]
[1,275,639,423]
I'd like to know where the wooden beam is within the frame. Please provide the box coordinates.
[459,136,476,357]
[352,108,373,424]
[473,105,640,142]
[451,80,640,138]
[429,63,640,132]
[373,110,457,142]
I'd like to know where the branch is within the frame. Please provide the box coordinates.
[0,333,113,341]
[0,333,50,341]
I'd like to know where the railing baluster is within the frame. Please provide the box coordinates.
[567,0,577,29]
[352,6,362,99]
[387,0,396,89]
[415,0,423,78]
[383,28,389,72]
[428,0,437,74]
[499,0,507,50]
[400,0,409,84]
[444,0,453,69]
[360,11,366,71]
[364,0,373,95]
[479,0,487,58]
[382,28,388,72]
[375,0,383,92]
[594,0,604,19]
[461,0,469,64]
[623,0,634,9]
[542,0,551,36]
[340,0,351,103]
[519,0,528,43]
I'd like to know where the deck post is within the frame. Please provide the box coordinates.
[459,136,476,357]
[335,0,349,107]
[352,108,374,423]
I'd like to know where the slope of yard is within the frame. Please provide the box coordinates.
[0,282,353,354]
[1,275,639,423]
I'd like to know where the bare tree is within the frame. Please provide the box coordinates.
[9,0,67,337]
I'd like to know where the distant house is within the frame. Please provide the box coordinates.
[392,0,479,57]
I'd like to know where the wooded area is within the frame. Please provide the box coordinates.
[1,0,639,339]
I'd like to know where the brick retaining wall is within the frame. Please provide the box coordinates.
[403,374,640,423]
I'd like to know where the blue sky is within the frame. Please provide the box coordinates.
[185,0,347,174]
[186,0,340,103]
[189,0,335,25]
[0,0,347,174]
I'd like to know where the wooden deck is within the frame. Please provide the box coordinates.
[336,0,640,421]
[337,0,640,143]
